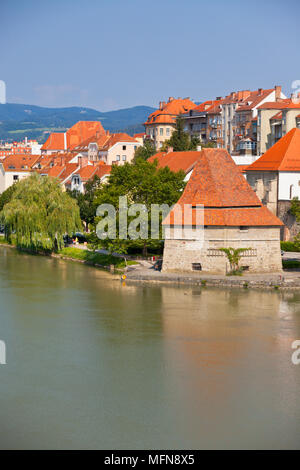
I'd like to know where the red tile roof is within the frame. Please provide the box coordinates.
[1,154,40,172]
[247,128,300,172]
[100,133,138,150]
[148,151,202,174]
[163,148,283,227]
[145,98,196,125]
[41,121,105,151]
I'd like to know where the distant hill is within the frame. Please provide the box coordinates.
[0,103,156,142]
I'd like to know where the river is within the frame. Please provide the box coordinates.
[0,246,299,449]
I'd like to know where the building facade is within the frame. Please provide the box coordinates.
[144,97,196,149]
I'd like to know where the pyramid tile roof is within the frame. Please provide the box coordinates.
[247,128,300,171]
[164,148,283,227]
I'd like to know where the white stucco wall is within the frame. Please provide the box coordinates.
[278,172,300,200]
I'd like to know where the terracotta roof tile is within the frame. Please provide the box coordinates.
[163,148,283,227]
[1,154,40,172]
[247,128,300,171]
[148,151,202,174]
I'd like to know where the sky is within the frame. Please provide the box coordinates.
[1,0,300,111]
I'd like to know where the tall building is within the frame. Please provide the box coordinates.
[181,86,286,155]
[144,97,196,149]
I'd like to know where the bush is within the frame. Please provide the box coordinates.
[280,241,300,252]
[282,259,300,269]
[58,247,135,268]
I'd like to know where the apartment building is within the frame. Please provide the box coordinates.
[182,86,285,154]
[144,97,196,149]
[257,96,300,154]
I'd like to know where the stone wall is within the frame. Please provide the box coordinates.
[162,226,282,274]
[277,200,300,240]
[246,170,278,214]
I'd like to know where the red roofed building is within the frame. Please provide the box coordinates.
[247,128,300,239]
[162,148,283,274]
[69,162,112,193]
[144,97,196,149]
[181,86,286,155]
[148,150,203,180]
[257,95,300,154]
[0,154,40,193]
[41,121,105,155]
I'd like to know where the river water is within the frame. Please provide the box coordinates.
[0,246,299,449]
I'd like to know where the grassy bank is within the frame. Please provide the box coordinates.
[0,237,137,271]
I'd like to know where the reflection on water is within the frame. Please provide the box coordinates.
[0,246,299,449]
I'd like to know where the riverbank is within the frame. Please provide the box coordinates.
[0,238,138,273]
[125,264,300,290]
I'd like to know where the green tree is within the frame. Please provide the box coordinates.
[161,116,201,152]
[1,173,81,252]
[93,159,186,256]
[69,175,102,230]
[219,247,250,274]
[0,184,17,212]
[133,140,156,161]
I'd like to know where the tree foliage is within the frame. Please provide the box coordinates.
[93,159,186,255]
[161,117,200,152]
[133,140,156,161]
[1,173,81,252]
[69,175,102,230]
[0,184,17,212]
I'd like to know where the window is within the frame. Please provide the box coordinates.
[122,155,126,161]
[166,128,170,136]
[116,155,120,161]
[239,226,249,231]
[192,263,202,271]
[290,184,294,199]
[13,175,19,181]
[160,128,163,136]
[73,176,80,185]
[122,145,126,150]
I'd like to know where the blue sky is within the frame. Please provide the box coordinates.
[1,0,300,111]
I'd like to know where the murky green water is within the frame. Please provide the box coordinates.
[0,246,299,449]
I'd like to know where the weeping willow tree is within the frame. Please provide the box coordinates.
[1,173,82,252]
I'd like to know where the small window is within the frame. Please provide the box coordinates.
[13,175,19,181]
[192,263,202,271]
[116,155,120,161]
[166,128,170,136]
[160,128,163,136]
[122,155,126,161]
[239,226,249,231]
[122,145,126,151]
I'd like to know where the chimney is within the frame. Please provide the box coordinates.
[275,85,281,101]
[78,156,82,168]
[168,97,174,102]
[258,88,262,96]
[159,101,163,110]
